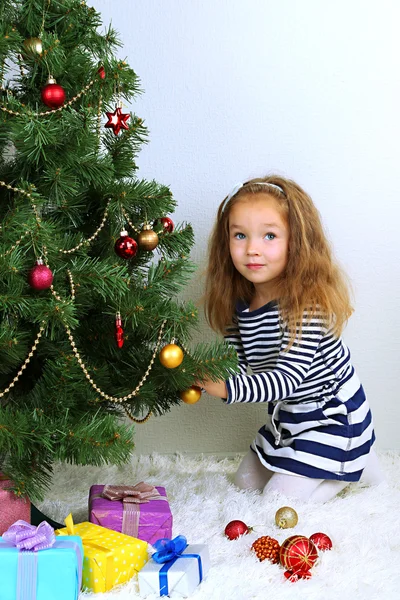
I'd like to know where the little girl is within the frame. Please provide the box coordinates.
[200,175,384,502]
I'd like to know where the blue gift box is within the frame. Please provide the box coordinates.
[0,535,83,600]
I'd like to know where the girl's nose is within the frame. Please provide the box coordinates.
[247,241,261,255]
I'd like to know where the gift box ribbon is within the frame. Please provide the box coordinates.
[93,482,167,538]
[62,513,134,590]
[2,519,82,600]
[152,535,203,596]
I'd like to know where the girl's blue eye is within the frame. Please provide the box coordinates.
[234,233,245,240]
[265,233,275,240]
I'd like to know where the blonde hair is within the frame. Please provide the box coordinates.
[204,175,353,343]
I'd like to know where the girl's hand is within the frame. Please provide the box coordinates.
[195,378,228,399]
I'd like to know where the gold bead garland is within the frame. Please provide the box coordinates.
[0,179,41,222]
[64,319,167,403]
[96,92,103,145]
[40,245,75,303]
[0,322,46,398]
[0,78,96,118]
[57,199,110,254]
[0,179,111,257]
[0,229,30,258]
[123,405,153,424]
[121,208,140,235]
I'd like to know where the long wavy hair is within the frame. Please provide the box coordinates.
[204,175,353,343]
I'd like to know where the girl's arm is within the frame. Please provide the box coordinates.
[225,315,326,404]
[196,318,247,399]
[224,318,248,375]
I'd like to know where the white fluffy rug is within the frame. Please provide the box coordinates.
[38,450,400,600]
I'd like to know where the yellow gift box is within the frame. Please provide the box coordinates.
[56,514,148,593]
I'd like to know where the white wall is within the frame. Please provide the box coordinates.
[92,0,400,452]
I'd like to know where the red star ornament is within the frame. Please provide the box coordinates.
[104,106,130,135]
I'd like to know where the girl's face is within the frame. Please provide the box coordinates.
[228,194,289,299]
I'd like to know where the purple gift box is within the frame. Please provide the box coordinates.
[89,483,173,545]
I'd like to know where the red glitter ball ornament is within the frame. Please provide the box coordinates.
[114,231,138,259]
[28,260,53,290]
[279,535,318,574]
[309,532,332,551]
[97,66,106,79]
[41,77,66,109]
[224,520,251,540]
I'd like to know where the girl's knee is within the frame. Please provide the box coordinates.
[234,451,271,490]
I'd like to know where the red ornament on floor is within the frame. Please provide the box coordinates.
[28,260,53,290]
[114,231,138,259]
[41,77,66,109]
[279,535,318,574]
[309,532,332,551]
[104,106,130,135]
[284,569,313,582]
[115,312,124,348]
[224,520,251,540]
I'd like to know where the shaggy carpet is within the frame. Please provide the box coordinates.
[38,450,400,600]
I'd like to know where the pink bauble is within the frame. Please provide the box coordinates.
[28,263,53,290]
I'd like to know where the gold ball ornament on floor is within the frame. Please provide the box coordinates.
[179,386,202,404]
[275,506,298,529]
[23,37,43,56]
[159,343,184,368]
[138,224,159,251]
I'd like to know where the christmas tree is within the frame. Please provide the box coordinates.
[0,0,236,502]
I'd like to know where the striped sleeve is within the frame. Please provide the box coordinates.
[224,318,248,376]
[225,315,326,404]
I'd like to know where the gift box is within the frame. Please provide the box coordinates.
[138,535,210,597]
[0,520,83,600]
[0,474,30,535]
[89,482,173,545]
[56,514,148,593]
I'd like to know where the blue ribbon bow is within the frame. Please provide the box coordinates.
[152,535,203,596]
[152,535,188,563]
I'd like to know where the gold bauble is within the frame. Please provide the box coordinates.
[275,506,298,529]
[23,37,43,56]
[159,343,184,368]
[180,385,202,404]
[138,225,159,251]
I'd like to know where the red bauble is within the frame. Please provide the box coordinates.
[28,261,53,290]
[104,106,130,135]
[115,313,124,349]
[155,217,174,233]
[41,77,66,109]
[279,535,318,574]
[224,520,251,540]
[114,231,138,259]
[309,532,332,551]
[97,66,106,79]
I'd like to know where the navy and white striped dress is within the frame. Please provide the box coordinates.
[225,300,375,482]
